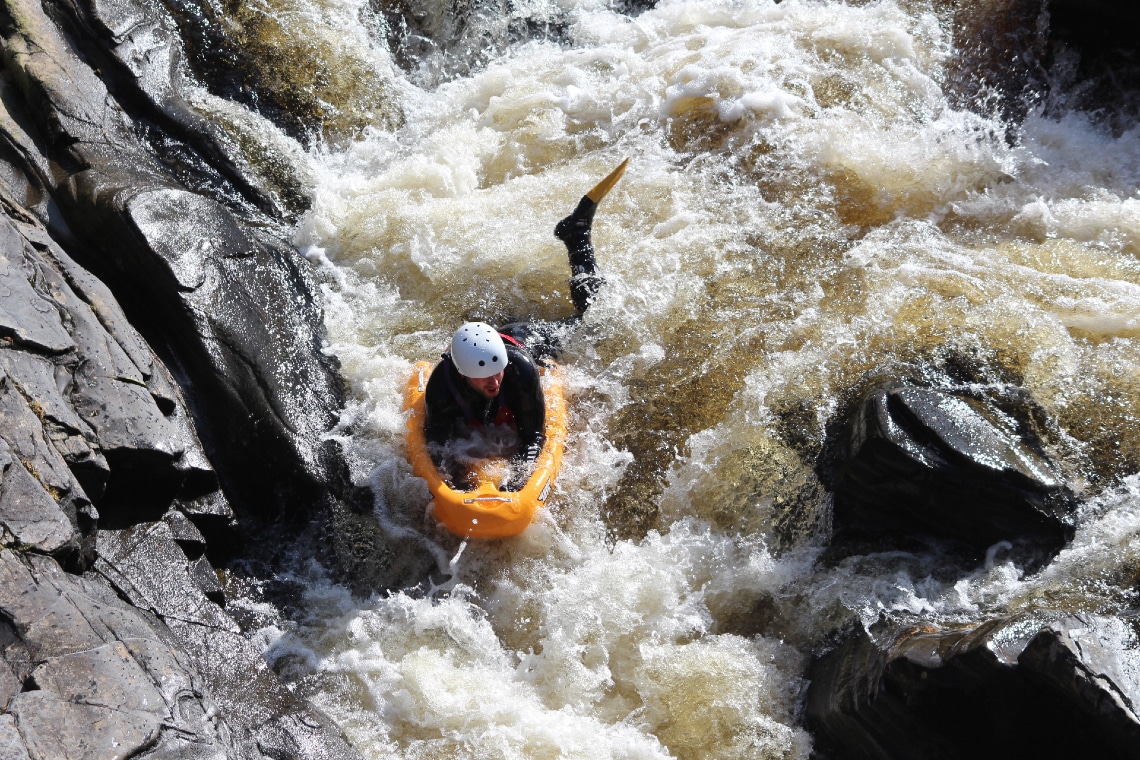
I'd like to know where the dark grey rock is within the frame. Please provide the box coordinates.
[0,550,194,758]
[30,220,230,526]
[0,222,74,353]
[173,490,238,550]
[0,547,362,759]
[28,640,168,719]
[96,523,237,630]
[9,691,161,760]
[91,524,360,757]
[63,0,310,218]
[1019,618,1140,753]
[1,0,437,593]
[0,549,148,661]
[0,75,54,219]
[0,347,87,434]
[0,714,30,760]
[189,554,225,605]
[0,205,230,532]
[253,708,364,760]
[166,615,362,759]
[0,361,87,486]
[58,130,343,524]
[4,0,144,161]
[165,619,293,731]
[832,383,1077,553]
[62,165,435,586]
[0,364,93,532]
[806,613,1140,759]
[0,349,105,479]
[0,436,77,555]
[28,216,181,414]
[0,658,20,713]
[164,507,207,558]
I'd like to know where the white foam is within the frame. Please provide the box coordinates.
[283,521,811,758]
[280,0,1140,754]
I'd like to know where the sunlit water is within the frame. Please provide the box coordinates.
[216,0,1140,756]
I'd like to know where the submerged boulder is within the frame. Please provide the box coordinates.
[832,383,1077,554]
[806,613,1140,759]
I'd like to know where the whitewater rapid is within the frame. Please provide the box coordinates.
[232,0,1140,756]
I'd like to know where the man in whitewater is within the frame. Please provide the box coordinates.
[423,167,616,485]
[424,321,546,484]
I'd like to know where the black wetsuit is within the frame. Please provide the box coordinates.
[498,194,604,360]
[424,345,546,464]
[559,195,604,315]
[423,193,601,468]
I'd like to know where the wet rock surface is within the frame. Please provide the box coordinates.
[0,0,441,755]
[831,382,1077,555]
[0,206,215,558]
[806,612,1140,759]
[813,369,1133,759]
[1,547,360,759]
[0,198,367,755]
[0,0,438,562]
[1,0,343,522]
[947,0,1140,132]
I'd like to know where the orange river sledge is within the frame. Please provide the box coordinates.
[403,360,569,538]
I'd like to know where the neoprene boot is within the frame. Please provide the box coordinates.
[555,195,604,314]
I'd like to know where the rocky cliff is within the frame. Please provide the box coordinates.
[0,0,436,755]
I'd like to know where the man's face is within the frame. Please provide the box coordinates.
[466,370,505,398]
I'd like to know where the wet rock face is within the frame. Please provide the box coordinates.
[832,383,1077,554]
[0,184,367,758]
[806,613,1140,760]
[0,0,440,590]
[0,0,348,525]
[0,206,222,564]
[944,0,1049,129]
[1047,0,1140,106]
[0,545,361,760]
[0,191,363,757]
[944,0,1140,133]
[1049,0,1140,49]
[0,0,442,753]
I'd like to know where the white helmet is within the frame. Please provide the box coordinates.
[450,322,508,378]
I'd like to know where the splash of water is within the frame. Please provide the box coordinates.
[247,0,1140,755]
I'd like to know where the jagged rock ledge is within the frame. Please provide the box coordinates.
[807,369,1133,758]
[806,612,1140,759]
[0,166,366,757]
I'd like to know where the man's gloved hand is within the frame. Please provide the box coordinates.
[522,441,543,463]
[507,445,541,492]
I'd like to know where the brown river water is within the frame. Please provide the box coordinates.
[205,0,1140,756]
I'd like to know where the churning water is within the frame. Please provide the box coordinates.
[229,0,1140,756]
